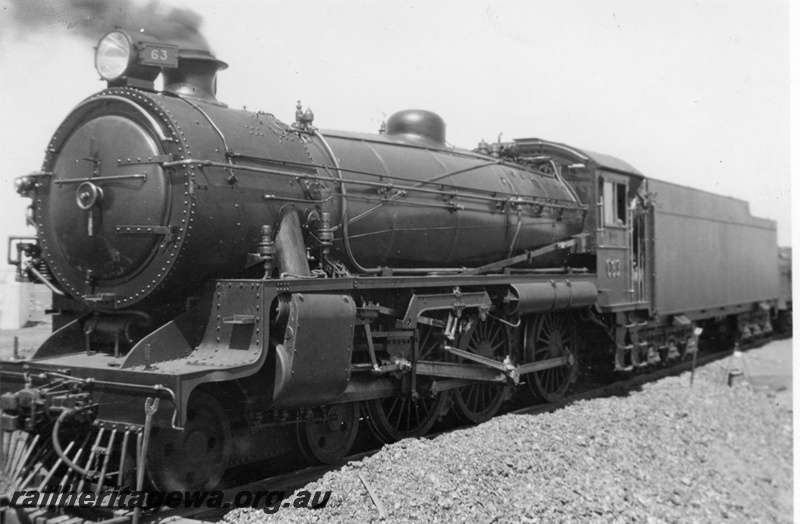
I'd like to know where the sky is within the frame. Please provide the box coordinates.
[0,0,792,267]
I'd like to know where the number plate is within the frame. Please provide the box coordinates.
[139,43,179,68]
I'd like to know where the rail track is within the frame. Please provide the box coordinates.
[0,336,782,524]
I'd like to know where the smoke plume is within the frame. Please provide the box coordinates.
[7,0,210,51]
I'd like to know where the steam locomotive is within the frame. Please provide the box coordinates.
[1,31,790,494]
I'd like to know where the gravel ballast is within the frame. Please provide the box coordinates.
[225,342,792,523]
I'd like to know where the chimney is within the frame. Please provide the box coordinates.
[163,49,228,104]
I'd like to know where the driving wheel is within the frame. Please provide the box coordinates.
[452,315,510,423]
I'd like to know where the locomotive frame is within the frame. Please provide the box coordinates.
[0,30,789,496]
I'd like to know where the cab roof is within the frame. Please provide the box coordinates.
[513,137,644,178]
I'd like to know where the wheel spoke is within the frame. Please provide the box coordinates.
[366,392,447,444]
[489,322,501,343]
[404,398,413,431]
[526,313,578,402]
[386,395,402,422]
[452,316,510,424]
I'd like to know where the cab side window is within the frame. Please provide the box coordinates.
[601,178,627,226]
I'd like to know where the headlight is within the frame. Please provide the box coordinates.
[95,31,133,81]
[94,30,178,88]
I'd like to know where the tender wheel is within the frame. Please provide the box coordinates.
[297,403,360,464]
[524,313,578,402]
[147,391,232,491]
[452,316,510,423]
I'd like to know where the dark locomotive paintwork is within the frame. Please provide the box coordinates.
[506,137,786,366]
[320,129,584,269]
[513,139,782,317]
[0,35,790,496]
[36,88,585,311]
[40,89,319,311]
[648,179,779,317]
